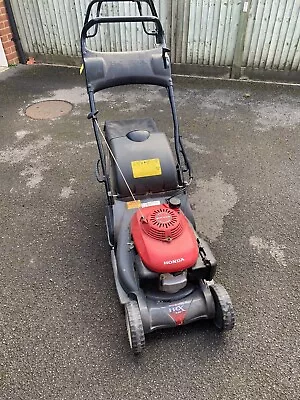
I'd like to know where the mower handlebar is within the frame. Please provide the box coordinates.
[84,0,158,27]
[81,15,164,46]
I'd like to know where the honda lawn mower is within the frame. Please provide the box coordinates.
[81,0,235,354]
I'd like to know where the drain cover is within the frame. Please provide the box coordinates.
[26,100,72,120]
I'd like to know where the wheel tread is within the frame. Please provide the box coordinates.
[210,284,235,331]
[125,301,145,354]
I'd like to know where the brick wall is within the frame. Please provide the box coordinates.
[0,0,19,64]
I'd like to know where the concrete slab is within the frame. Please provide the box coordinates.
[0,65,299,400]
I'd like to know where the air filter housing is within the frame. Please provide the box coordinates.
[141,207,183,241]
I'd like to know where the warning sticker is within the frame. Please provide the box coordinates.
[141,200,161,208]
[131,159,162,179]
[126,200,142,210]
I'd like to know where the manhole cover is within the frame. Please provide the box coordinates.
[26,100,73,120]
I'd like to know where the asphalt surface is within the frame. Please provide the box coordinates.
[0,65,299,400]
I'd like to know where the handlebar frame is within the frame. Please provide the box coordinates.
[83,0,159,39]
[81,15,165,49]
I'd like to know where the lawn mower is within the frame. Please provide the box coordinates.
[81,0,235,354]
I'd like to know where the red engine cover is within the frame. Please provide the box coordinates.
[131,204,199,273]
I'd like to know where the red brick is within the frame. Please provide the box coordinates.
[3,33,12,41]
[2,38,11,46]
[4,44,14,54]
[7,57,19,65]
[7,53,19,64]
[0,25,10,33]
[2,42,15,54]
[3,38,12,45]
[0,20,8,29]
[1,35,9,42]
[4,47,13,56]
[7,50,17,57]
[0,26,10,36]
[2,39,15,47]
[0,9,8,17]
[0,14,8,23]
[1,34,12,43]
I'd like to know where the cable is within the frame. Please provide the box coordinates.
[95,119,146,219]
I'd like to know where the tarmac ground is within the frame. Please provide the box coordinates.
[0,65,299,400]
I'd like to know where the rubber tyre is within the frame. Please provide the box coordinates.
[210,284,235,331]
[124,301,145,354]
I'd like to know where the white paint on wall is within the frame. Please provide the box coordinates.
[0,38,8,67]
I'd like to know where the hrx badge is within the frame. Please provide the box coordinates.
[169,304,187,326]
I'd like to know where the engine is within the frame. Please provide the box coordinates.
[131,203,199,276]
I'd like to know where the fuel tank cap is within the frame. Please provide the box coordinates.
[169,197,181,209]
[126,130,150,142]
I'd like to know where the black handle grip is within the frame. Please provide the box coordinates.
[81,15,164,47]
[84,0,158,27]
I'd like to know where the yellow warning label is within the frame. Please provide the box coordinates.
[126,200,142,210]
[131,159,162,179]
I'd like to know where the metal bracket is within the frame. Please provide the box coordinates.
[95,159,106,183]
[199,246,212,269]
[87,110,99,120]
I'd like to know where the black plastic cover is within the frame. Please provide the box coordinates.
[105,118,158,140]
[83,47,171,93]
[104,118,178,196]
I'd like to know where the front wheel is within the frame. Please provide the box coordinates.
[124,300,145,354]
[210,284,235,331]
